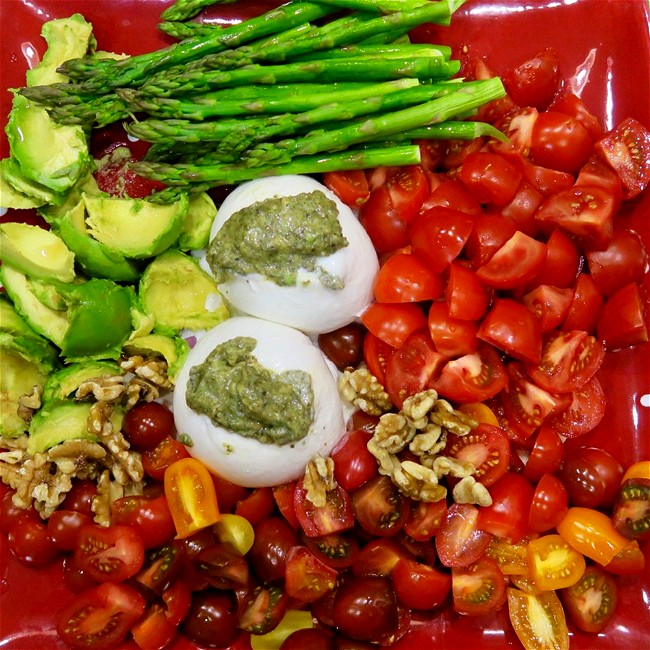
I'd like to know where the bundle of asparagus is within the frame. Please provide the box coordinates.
[19,0,507,194]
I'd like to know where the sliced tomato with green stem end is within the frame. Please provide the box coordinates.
[545,375,606,438]
[525,329,605,393]
[393,557,452,611]
[404,499,448,542]
[595,116,650,199]
[361,302,428,349]
[284,545,338,603]
[596,282,649,350]
[294,478,354,538]
[436,503,492,568]
[503,47,561,111]
[430,345,507,404]
[75,524,145,583]
[523,285,574,333]
[478,298,543,364]
[351,474,410,538]
[528,474,569,534]
[323,169,369,207]
[611,478,650,540]
[507,588,569,650]
[445,423,511,487]
[446,262,488,321]
[476,230,547,290]
[409,205,475,273]
[534,185,616,250]
[477,472,535,543]
[459,151,523,206]
[427,301,479,358]
[56,582,147,650]
[561,564,618,634]
[386,164,430,224]
[452,555,507,616]
[373,251,444,303]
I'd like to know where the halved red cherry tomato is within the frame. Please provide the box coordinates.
[507,588,569,650]
[410,206,474,273]
[75,524,145,583]
[485,537,528,577]
[404,499,448,542]
[285,545,338,602]
[238,584,289,635]
[549,376,607,438]
[235,487,275,526]
[323,169,370,207]
[112,494,176,549]
[452,555,507,616]
[528,534,587,591]
[164,458,220,539]
[294,478,354,538]
[386,164,430,224]
[503,48,561,111]
[436,503,492,568]
[427,301,479,358]
[331,428,378,493]
[551,92,603,140]
[393,558,452,611]
[361,302,427,348]
[430,345,507,404]
[528,229,581,289]
[476,230,547,290]
[352,537,414,578]
[374,252,444,303]
[360,184,409,254]
[135,543,184,595]
[528,474,569,533]
[363,331,393,386]
[384,329,445,409]
[57,582,147,650]
[596,282,649,350]
[422,177,482,215]
[561,565,618,633]
[304,531,360,570]
[611,478,650,540]
[595,117,650,199]
[459,151,522,206]
[478,299,543,364]
[446,263,488,321]
[523,426,565,483]
[445,423,511,487]
[351,475,410,537]
[142,435,191,482]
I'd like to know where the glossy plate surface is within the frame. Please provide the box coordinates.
[1,1,649,648]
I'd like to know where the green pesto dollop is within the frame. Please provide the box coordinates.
[186,336,314,446]
[207,190,348,289]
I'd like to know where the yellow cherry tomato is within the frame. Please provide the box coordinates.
[526,534,586,591]
[622,460,650,482]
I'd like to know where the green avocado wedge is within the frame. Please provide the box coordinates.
[42,360,124,403]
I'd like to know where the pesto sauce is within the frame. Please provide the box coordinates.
[186,336,314,446]
[207,190,348,289]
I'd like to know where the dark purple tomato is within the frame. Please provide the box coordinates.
[318,323,366,371]
[182,590,240,648]
[249,516,299,583]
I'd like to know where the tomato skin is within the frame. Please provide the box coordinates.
[393,558,452,610]
[557,507,630,566]
[623,461,650,482]
[503,48,561,111]
[423,177,482,215]
[361,302,427,349]
[446,263,488,321]
[304,531,360,570]
[530,111,593,174]
[436,503,493,568]
[294,479,354,538]
[507,588,569,650]
[404,499,448,541]
[47,510,93,552]
[561,565,618,634]
[248,516,298,583]
[323,169,370,207]
[604,540,646,575]
[452,556,507,616]
[561,273,603,334]
[7,518,58,567]
[111,494,175,550]
[363,331,393,387]
[596,282,649,350]
[360,185,410,254]
[523,285,574,333]
[551,92,603,141]
[352,537,414,578]
[611,478,650,540]
[284,545,338,602]
[500,180,544,236]
[164,458,220,539]
[459,151,522,206]
[427,301,479,358]
[234,487,275,526]
[331,429,378,493]
[464,213,517,268]
[318,322,365,372]
[523,426,565,483]
[142,436,191,482]
[374,252,445,304]
[56,582,147,650]
[351,475,410,538]
[478,298,543,364]
[386,164,430,224]
[528,229,581,290]
[123,401,175,451]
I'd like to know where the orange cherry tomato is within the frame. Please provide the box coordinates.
[556,507,630,566]
[526,534,586,591]
[622,460,650,482]
[507,588,569,650]
[458,402,500,426]
[164,458,220,539]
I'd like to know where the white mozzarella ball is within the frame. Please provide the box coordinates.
[173,316,346,487]
[203,175,378,335]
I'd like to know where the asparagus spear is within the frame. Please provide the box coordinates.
[158,21,223,40]
[136,144,422,187]
[56,1,335,90]
[139,56,461,97]
[290,43,452,62]
[314,0,433,12]
[161,0,237,22]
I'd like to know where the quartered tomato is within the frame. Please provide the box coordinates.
[452,555,506,616]
[503,48,561,111]
[360,184,410,254]
[386,164,430,223]
[596,282,649,350]
[445,262,488,321]
[363,331,393,386]
[529,229,581,289]
[374,252,444,303]
[507,588,569,650]
[561,565,618,633]
[459,151,522,206]
[352,537,414,578]
[361,302,428,348]
[323,169,370,207]
[464,213,517,268]
[523,285,574,333]
[552,92,603,141]
[427,301,479,358]
[561,273,604,334]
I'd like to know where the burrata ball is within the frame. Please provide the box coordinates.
[173,316,346,487]
[201,175,378,335]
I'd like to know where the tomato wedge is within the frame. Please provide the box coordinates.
[361,302,428,348]
[323,169,370,206]
[374,252,444,303]
[596,282,649,350]
[294,478,354,538]
[436,503,492,568]
[507,588,569,650]
[452,555,507,616]
[285,545,338,602]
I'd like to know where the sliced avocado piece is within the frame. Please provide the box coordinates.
[0,266,70,347]
[42,360,123,403]
[139,249,229,335]
[39,173,100,226]
[0,222,76,282]
[56,200,141,282]
[1,158,57,207]
[26,400,125,455]
[123,333,190,383]
[0,294,44,337]
[58,279,134,360]
[178,192,217,251]
[83,192,188,259]
[26,14,94,87]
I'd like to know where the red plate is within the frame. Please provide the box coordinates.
[1,1,649,649]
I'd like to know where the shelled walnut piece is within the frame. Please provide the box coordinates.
[0,354,171,525]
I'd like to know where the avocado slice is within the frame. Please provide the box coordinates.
[39,173,100,226]
[0,222,76,283]
[1,158,57,208]
[26,400,125,455]
[123,333,190,383]
[178,192,217,251]
[56,200,141,282]
[42,360,123,403]
[139,249,229,336]
[82,192,188,259]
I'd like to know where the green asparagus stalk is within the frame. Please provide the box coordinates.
[45,94,129,127]
[290,43,452,62]
[158,21,224,41]
[139,56,461,97]
[135,144,422,187]
[314,0,433,12]
[397,121,509,142]
[57,1,335,90]
[161,0,236,22]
